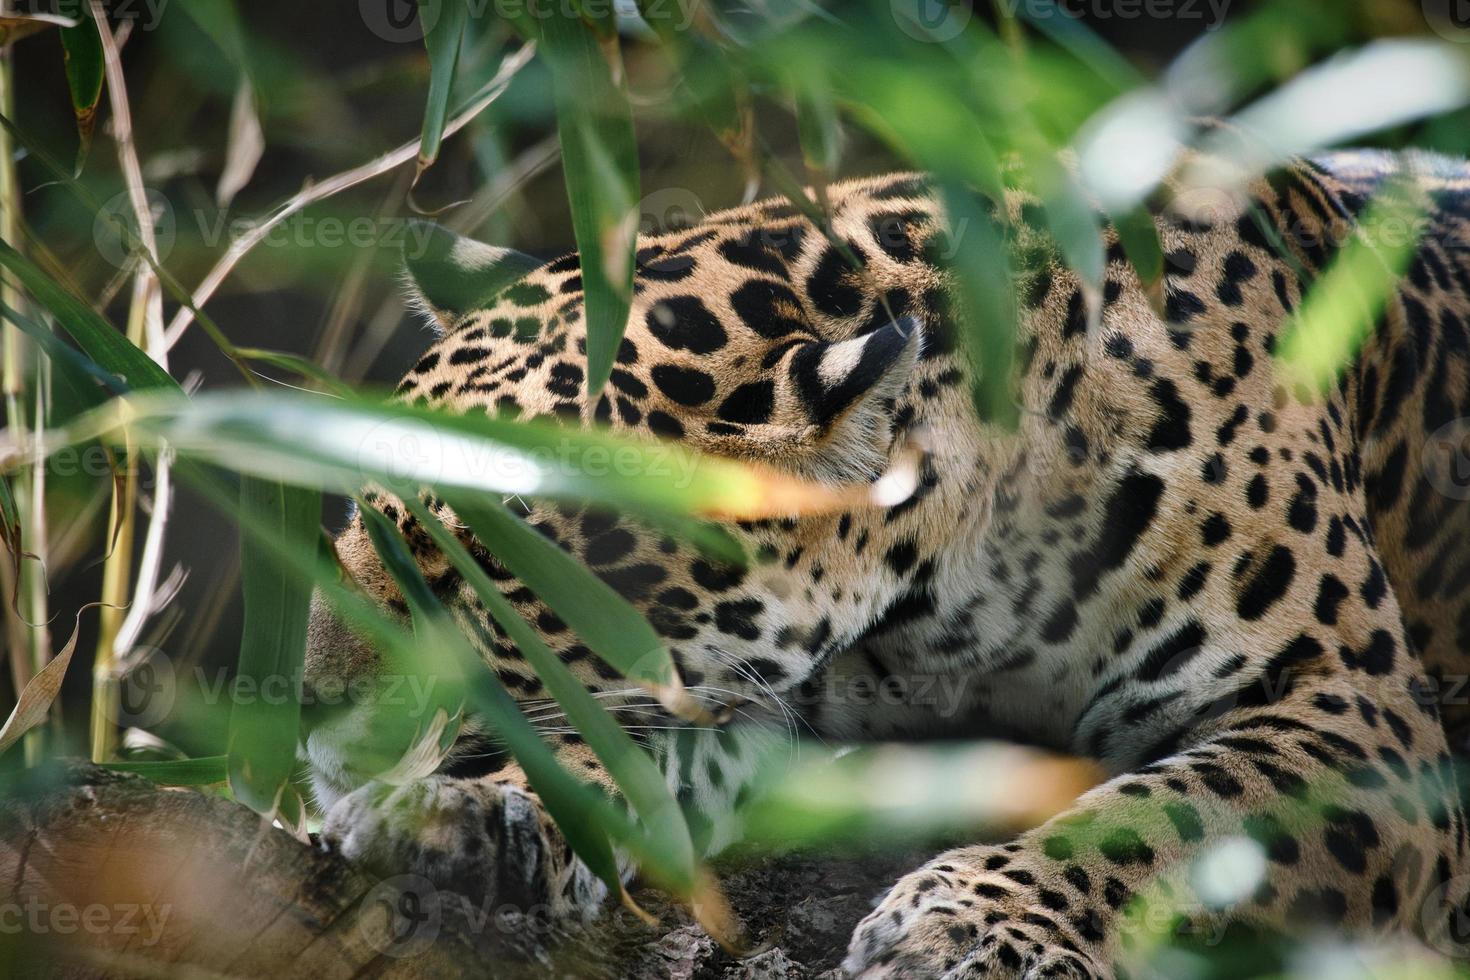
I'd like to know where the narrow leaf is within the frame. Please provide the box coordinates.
[217,75,264,208]
[404,497,696,891]
[1275,184,1427,394]
[0,608,91,757]
[357,504,631,895]
[226,477,320,815]
[443,492,675,690]
[234,347,354,396]
[415,0,470,183]
[539,8,640,395]
[1111,204,1166,315]
[102,755,229,785]
[58,19,104,174]
[0,238,179,392]
[938,183,1018,427]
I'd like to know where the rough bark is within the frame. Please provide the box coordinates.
[0,764,929,979]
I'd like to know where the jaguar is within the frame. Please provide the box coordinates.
[301,145,1470,977]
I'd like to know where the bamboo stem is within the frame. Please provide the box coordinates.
[0,13,52,765]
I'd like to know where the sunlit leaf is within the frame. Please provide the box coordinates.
[414,0,469,183]
[1189,40,1470,191]
[48,390,847,523]
[1275,183,1427,394]
[741,742,1101,850]
[226,477,320,815]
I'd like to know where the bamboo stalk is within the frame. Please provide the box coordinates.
[88,0,165,763]
[0,11,52,765]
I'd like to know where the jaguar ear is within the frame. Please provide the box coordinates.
[787,315,921,480]
[403,221,542,331]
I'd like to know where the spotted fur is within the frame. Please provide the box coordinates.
[305,147,1470,974]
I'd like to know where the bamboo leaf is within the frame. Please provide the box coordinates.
[415,0,469,184]
[1275,184,1427,394]
[226,477,320,815]
[0,238,179,392]
[0,608,90,757]
[1111,204,1166,315]
[234,347,354,396]
[102,755,229,785]
[938,183,1018,427]
[177,0,251,67]
[0,300,129,403]
[741,742,1102,849]
[538,8,640,395]
[403,496,697,892]
[54,390,837,523]
[58,18,104,174]
[356,503,632,898]
[217,75,264,208]
[442,492,675,691]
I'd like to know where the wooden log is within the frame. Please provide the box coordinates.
[0,764,925,979]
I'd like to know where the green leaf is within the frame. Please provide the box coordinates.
[58,19,103,174]
[0,238,179,393]
[938,183,1018,428]
[1111,204,1165,313]
[226,477,321,815]
[234,347,354,396]
[415,0,469,182]
[103,755,229,786]
[59,390,777,522]
[357,503,633,897]
[176,0,250,68]
[538,9,640,396]
[740,742,1100,850]
[403,497,696,891]
[442,492,674,691]
[0,301,127,405]
[1275,184,1427,393]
